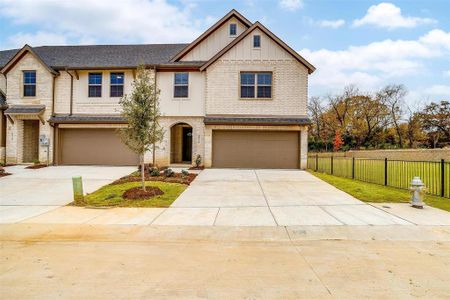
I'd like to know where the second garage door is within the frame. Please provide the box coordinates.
[58,128,139,166]
[212,130,299,169]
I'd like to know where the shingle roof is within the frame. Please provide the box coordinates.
[48,115,127,124]
[0,44,189,69]
[204,116,311,126]
[5,105,45,114]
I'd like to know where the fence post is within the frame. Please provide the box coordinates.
[331,155,334,175]
[441,159,445,198]
[384,158,388,186]
[316,154,318,172]
[352,157,355,179]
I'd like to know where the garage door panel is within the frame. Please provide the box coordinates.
[59,128,139,166]
[212,131,299,169]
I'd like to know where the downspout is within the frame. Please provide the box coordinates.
[51,74,57,165]
[65,68,74,115]
[152,65,157,166]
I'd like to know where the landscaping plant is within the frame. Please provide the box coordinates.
[119,64,164,192]
[195,154,202,168]
[164,168,174,177]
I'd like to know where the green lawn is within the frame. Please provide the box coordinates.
[310,171,450,212]
[73,181,187,208]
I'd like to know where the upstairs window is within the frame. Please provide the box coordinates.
[174,73,189,98]
[23,71,36,97]
[229,23,237,36]
[240,72,272,99]
[110,72,124,97]
[88,73,102,97]
[253,35,261,48]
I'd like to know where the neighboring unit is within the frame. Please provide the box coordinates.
[0,10,315,169]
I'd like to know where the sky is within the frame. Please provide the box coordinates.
[0,0,449,106]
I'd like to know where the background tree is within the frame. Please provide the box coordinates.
[333,130,344,152]
[119,65,164,191]
[418,101,450,148]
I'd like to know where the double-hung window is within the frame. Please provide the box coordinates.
[240,72,272,99]
[229,23,237,36]
[88,73,102,97]
[23,71,36,97]
[174,73,189,98]
[110,72,124,97]
[253,35,261,48]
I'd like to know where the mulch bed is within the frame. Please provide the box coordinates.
[188,166,205,170]
[0,172,11,177]
[25,164,48,169]
[112,172,197,186]
[122,186,164,200]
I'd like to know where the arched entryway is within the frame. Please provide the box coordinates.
[170,123,193,164]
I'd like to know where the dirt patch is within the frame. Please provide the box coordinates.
[122,186,164,200]
[112,172,197,185]
[25,164,47,169]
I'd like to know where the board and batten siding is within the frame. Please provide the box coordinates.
[181,17,247,62]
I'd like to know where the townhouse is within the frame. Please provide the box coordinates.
[0,10,315,169]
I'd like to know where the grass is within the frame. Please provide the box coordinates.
[310,171,450,212]
[75,181,187,208]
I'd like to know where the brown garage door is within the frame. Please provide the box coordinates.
[59,128,139,166]
[212,130,299,169]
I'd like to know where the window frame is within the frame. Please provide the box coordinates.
[240,72,272,100]
[253,35,261,48]
[88,72,103,98]
[173,72,189,98]
[110,72,124,98]
[23,70,36,97]
[229,23,237,36]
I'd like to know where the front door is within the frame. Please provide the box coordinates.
[23,120,39,163]
[182,127,192,162]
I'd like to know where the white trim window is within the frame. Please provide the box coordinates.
[174,72,189,98]
[253,35,261,48]
[23,70,36,97]
[229,23,237,36]
[240,72,272,99]
[110,72,124,97]
[88,72,102,97]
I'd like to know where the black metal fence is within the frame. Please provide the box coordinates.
[307,155,449,198]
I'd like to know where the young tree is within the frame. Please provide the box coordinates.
[418,100,450,147]
[333,129,344,152]
[119,65,164,191]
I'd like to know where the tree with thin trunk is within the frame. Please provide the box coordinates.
[119,65,164,191]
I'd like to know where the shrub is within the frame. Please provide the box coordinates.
[150,167,160,177]
[163,168,174,177]
[195,155,202,168]
[0,167,4,174]
[181,169,189,177]
[33,159,40,165]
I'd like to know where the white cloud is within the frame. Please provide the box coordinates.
[299,29,450,93]
[317,19,345,29]
[0,0,205,48]
[5,31,69,48]
[279,0,303,11]
[424,85,450,97]
[353,2,436,29]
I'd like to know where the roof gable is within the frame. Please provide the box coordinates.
[200,22,316,74]
[170,9,252,62]
[0,45,58,75]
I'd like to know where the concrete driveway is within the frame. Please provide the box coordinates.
[0,165,135,223]
[155,169,413,226]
